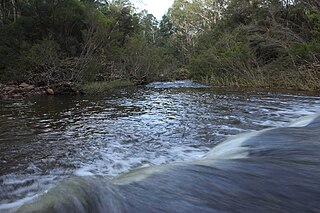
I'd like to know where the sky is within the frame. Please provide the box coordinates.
[134,0,175,20]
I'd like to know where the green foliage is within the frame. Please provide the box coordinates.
[190,26,257,83]
[0,0,183,85]
[187,0,320,90]
[25,40,61,67]
[139,11,158,44]
[307,8,320,40]
[159,15,175,39]
[2,0,319,91]
[123,35,165,82]
[289,43,311,62]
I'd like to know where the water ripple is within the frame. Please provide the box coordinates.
[0,82,319,209]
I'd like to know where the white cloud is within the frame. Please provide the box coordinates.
[134,0,174,20]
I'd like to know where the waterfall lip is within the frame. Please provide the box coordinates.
[203,113,320,161]
[112,163,180,185]
[288,113,320,127]
[112,114,320,186]
[11,114,320,212]
[203,130,266,160]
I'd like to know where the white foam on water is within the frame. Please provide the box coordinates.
[73,143,210,186]
[146,80,209,89]
[204,114,320,162]
[288,114,320,127]
[112,164,174,185]
[1,83,320,211]
[250,108,319,128]
[253,120,286,127]
[0,175,56,212]
[74,167,95,176]
[0,194,39,213]
[0,172,68,212]
[219,125,244,132]
[204,130,267,160]
[74,142,210,178]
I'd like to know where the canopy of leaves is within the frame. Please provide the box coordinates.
[1,0,319,90]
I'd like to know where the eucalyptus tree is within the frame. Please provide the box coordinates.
[167,0,229,63]
[138,10,158,44]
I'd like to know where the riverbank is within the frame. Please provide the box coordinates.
[2,79,320,100]
[0,80,136,99]
[0,83,47,99]
[196,75,320,93]
[0,82,83,99]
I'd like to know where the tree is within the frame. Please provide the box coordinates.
[159,14,175,38]
[139,10,158,44]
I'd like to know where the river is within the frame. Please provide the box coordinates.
[1,80,320,211]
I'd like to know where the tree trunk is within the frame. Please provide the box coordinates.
[11,0,16,22]
[0,5,3,25]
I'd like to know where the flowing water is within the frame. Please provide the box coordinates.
[0,80,320,211]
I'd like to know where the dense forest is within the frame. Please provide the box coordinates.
[0,0,320,92]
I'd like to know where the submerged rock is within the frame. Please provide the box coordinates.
[19,83,31,88]
[50,82,83,95]
[47,88,54,95]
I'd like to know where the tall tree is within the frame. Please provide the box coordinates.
[139,10,158,44]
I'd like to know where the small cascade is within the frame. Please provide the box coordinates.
[146,80,209,89]
[15,114,320,213]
